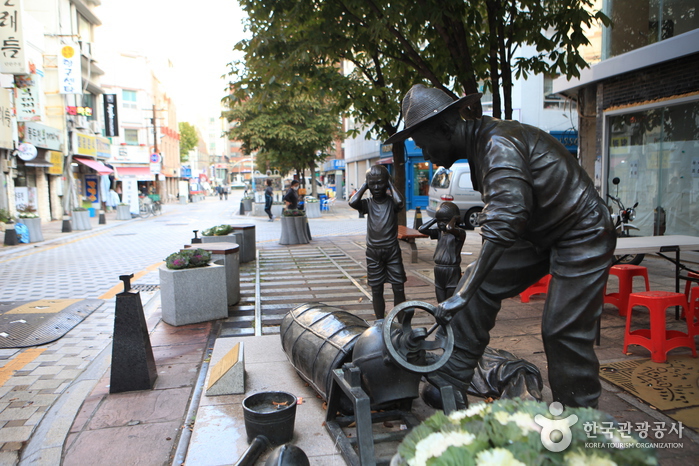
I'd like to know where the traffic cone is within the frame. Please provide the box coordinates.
[413,206,423,229]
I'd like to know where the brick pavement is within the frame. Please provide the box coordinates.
[0,196,697,465]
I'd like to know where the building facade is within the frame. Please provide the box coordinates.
[555,0,699,237]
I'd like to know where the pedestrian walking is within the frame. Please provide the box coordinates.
[264,179,274,221]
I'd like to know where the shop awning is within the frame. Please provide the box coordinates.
[114,166,155,181]
[73,157,113,175]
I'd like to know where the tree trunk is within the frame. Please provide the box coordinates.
[392,140,407,227]
[486,0,502,119]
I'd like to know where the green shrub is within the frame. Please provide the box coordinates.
[165,248,212,270]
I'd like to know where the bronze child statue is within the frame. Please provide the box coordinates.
[349,165,406,319]
[418,201,466,303]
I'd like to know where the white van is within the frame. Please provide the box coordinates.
[426,163,484,229]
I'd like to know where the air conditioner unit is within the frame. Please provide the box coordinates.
[89,120,101,134]
[74,116,88,129]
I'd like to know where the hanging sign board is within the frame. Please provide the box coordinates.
[58,43,81,94]
[0,0,28,74]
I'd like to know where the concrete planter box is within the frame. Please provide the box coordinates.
[20,217,43,242]
[243,199,253,212]
[280,215,310,245]
[159,263,227,326]
[305,202,321,218]
[202,232,244,261]
[72,210,92,230]
[116,205,131,220]
[252,202,265,217]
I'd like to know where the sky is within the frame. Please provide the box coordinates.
[94,0,249,124]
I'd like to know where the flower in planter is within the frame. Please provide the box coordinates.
[201,224,233,236]
[396,399,656,466]
[73,207,88,212]
[165,248,212,270]
[17,208,39,218]
[283,209,306,217]
[304,196,319,203]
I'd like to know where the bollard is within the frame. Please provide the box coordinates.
[413,206,423,229]
[61,214,72,233]
[3,220,18,246]
[98,209,106,225]
[110,274,157,393]
[239,200,246,215]
[192,230,202,244]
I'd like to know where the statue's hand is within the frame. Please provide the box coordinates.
[435,294,467,325]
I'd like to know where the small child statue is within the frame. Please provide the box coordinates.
[349,165,406,319]
[418,202,466,303]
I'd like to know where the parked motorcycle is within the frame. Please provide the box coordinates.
[607,177,644,265]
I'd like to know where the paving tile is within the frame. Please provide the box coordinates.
[0,425,33,442]
[63,421,180,466]
[86,387,191,430]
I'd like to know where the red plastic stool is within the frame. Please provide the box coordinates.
[605,264,650,317]
[623,291,697,363]
[687,286,699,338]
[520,275,551,303]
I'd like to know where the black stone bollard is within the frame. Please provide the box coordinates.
[192,230,202,244]
[110,274,157,393]
[3,220,18,246]
[62,214,72,233]
[98,209,106,225]
[413,206,423,229]
[239,200,246,215]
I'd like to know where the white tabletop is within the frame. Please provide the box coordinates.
[615,235,699,255]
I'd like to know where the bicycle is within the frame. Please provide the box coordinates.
[138,198,162,218]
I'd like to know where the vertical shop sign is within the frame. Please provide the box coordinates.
[0,87,13,149]
[57,43,81,94]
[15,73,43,121]
[103,94,119,137]
[84,174,99,203]
[0,0,28,74]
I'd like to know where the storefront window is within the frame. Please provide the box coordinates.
[605,0,699,59]
[607,99,699,236]
[413,162,431,197]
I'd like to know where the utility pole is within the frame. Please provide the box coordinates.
[151,105,160,196]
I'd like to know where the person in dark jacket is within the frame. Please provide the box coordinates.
[385,84,616,408]
[264,179,274,221]
[283,180,300,210]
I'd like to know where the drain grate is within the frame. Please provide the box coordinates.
[131,284,160,292]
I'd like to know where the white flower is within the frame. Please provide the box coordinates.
[493,411,540,435]
[475,448,526,466]
[408,431,476,466]
[565,451,617,466]
[508,411,540,434]
[449,402,490,423]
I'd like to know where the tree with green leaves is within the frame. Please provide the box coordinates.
[178,122,198,163]
[230,0,608,222]
[224,86,342,197]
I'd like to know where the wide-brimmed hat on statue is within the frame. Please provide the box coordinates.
[384,84,482,144]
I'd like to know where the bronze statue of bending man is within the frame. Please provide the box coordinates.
[385,84,616,408]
